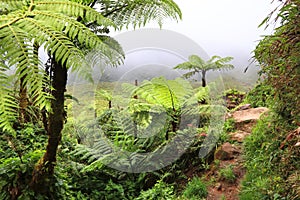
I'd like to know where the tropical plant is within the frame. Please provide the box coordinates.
[0,0,124,193]
[136,180,175,200]
[240,1,300,198]
[174,55,234,87]
[122,76,195,140]
[219,165,236,183]
[254,0,300,124]
[0,0,182,196]
[182,176,208,199]
[98,0,182,28]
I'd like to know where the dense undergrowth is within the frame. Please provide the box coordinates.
[0,78,229,199]
[240,0,300,199]
[1,0,299,199]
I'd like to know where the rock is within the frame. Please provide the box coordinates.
[231,107,269,133]
[214,142,240,160]
[232,107,269,123]
[215,183,222,191]
[229,130,251,142]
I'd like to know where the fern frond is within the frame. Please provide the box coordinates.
[100,0,182,29]
[207,56,234,71]
[189,55,205,66]
[3,24,52,112]
[132,77,193,110]
[0,61,17,134]
[0,0,23,13]
[35,0,115,28]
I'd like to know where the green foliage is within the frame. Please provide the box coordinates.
[0,150,44,200]
[223,88,245,109]
[0,70,18,134]
[240,113,297,199]
[124,77,194,111]
[100,0,182,28]
[0,123,47,159]
[0,0,184,199]
[182,176,208,199]
[223,118,236,133]
[254,0,300,124]
[174,54,234,87]
[241,1,300,199]
[0,0,123,133]
[219,165,236,183]
[244,82,274,108]
[136,180,175,200]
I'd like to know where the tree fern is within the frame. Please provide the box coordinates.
[98,0,182,28]
[0,0,123,133]
[174,55,234,87]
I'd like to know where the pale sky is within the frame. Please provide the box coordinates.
[161,0,277,58]
[112,0,279,69]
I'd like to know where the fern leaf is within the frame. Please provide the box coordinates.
[0,61,17,134]
[100,0,181,29]
[35,0,115,27]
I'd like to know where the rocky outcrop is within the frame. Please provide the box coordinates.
[229,107,269,142]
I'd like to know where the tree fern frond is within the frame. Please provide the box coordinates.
[181,71,197,79]
[35,0,115,28]
[30,10,122,67]
[189,54,205,66]
[17,17,85,69]
[0,62,17,134]
[207,56,234,70]
[128,77,193,111]
[0,0,24,13]
[194,86,210,103]
[98,35,124,61]
[99,0,181,29]
[174,62,195,70]
[0,24,52,117]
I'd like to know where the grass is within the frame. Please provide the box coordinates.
[182,176,208,199]
[219,165,236,183]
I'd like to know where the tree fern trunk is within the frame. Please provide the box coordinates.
[30,60,67,194]
[19,77,28,123]
[202,71,206,87]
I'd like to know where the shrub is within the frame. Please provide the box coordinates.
[182,176,207,199]
[244,82,274,108]
[136,180,175,200]
[219,165,236,183]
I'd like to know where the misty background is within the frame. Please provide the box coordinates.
[68,0,280,91]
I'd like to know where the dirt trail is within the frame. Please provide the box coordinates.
[205,107,268,200]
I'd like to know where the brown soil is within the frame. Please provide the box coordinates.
[179,107,268,200]
[205,146,246,200]
[204,107,268,200]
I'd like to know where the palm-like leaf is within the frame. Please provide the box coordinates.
[0,62,17,134]
[174,54,234,86]
[129,77,193,111]
[0,0,123,133]
[98,0,182,28]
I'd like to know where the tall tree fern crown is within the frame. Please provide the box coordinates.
[0,0,182,133]
[0,0,122,133]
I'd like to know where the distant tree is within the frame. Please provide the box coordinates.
[174,55,234,87]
